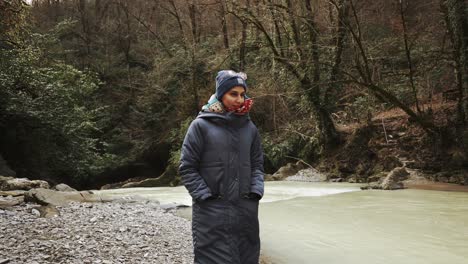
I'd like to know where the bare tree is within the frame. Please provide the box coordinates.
[342,0,437,134]
[398,0,421,113]
[230,0,341,147]
[218,0,230,49]
[441,0,468,126]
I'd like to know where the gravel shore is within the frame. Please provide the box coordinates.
[0,200,194,264]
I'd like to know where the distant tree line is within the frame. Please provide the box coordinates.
[0,0,466,188]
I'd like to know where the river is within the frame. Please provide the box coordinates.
[96,182,468,264]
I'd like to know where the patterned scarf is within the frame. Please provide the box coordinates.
[202,94,254,115]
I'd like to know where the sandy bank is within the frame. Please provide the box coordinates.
[405,182,468,192]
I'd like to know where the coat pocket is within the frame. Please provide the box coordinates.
[199,162,224,195]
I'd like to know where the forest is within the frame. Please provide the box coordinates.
[1,0,467,189]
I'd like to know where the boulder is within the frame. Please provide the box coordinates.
[24,188,110,206]
[53,183,77,192]
[270,162,307,181]
[285,168,327,182]
[34,205,60,218]
[0,190,26,197]
[361,167,409,190]
[381,167,409,190]
[0,195,24,209]
[401,168,434,186]
[0,176,49,191]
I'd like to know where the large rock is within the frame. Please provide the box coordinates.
[0,190,26,197]
[32,205,60,218]
[381,167,410,190]
[0,196,24,209]
[270,162,307,181]
[53,183,77,192]
[361,167,410,190]
[285,168,327,182]
[24,188,110,206]
[0,176,49,191]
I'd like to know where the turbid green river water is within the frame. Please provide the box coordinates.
[96,182,468,264]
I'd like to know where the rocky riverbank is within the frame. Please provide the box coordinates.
[0,199,194,264]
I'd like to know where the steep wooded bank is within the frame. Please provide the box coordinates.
[0,0,467,189]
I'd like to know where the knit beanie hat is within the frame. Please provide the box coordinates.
[215,70,248,100]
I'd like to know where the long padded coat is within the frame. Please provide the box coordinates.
[179,111,264,264]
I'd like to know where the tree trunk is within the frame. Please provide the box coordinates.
[399,0,421,113]
[301,77,341,147]
[324,0,349,107]
[441,0,468,126]
[188,0,198,44]
[286,0,302,57]
[239,0,250,71]
[219,0,230,49]
[304,0,340,147]
[267,0,284,57]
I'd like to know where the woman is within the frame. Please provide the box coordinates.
[179,70,264,264]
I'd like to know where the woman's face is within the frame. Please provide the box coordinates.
[221,86,245,110]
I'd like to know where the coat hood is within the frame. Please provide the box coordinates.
[197,111,250,128]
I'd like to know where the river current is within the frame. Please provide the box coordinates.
[97,182,468,264]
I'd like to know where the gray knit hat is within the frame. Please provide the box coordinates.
[215,70,248,100]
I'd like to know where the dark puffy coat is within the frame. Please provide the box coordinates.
[179,111,264,264]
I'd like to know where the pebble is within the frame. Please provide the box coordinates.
[0,201,194,263]
[31,209,40,217]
